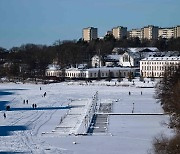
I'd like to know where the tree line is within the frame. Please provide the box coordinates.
[0,36,180,79]
[152,65,180,154]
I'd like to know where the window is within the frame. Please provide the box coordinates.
[123,55,130,62]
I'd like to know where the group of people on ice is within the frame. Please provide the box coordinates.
[3,87,47,119]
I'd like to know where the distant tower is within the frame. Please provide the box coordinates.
[174,25,180,38]
[83,27,98,42]
[112,26,127,39]
[129,28,143,39]
[158,27,174,39]
[142,25,159,40]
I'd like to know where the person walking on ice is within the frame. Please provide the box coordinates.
[3,113,6,119]
[44,92,46,97]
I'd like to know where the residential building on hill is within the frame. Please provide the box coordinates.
[129,29,143,39]
[158,27,174,39]
[112,26,127,39]
[83,27,98,41]
[142,25,159,40]
[174,25,180,38]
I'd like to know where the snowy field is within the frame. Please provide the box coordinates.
[0,79,173,154]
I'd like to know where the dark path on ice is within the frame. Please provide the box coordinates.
[0,90,14,110]
[9,106,71,111]
[0,152,25,154]
[0,101,10,110]
[0,125,27,136]
[0,88,26,110]
[6,105,83,111]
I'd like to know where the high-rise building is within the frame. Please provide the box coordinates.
[174,25,180,38]
[158,27,174,39]
[142,25,159,40]
[82,27,98,41]
[129,29,143,39]
[112,26,127,39]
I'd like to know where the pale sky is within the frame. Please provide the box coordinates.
[0,0,180,49]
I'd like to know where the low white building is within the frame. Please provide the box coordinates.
[45,66,138,79]
[45,64,61,77]
[140,57,180,78]
[65,67,137,79]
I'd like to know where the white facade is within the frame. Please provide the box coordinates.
[45,65,61,77]
[65,67,137,79]
[120,52,134,67]
[45,66,138,79]
[140,57,180,78]
[158,28,174,39]
[91,55,103,68]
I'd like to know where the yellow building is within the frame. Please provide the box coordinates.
[83,27,98,41]
[142,25,159,40]
[112,26,127,39]
[158,27,174,39]
[174,25,180,38]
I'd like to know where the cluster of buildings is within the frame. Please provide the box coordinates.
[82,25,180,41]
[46,47,180,80]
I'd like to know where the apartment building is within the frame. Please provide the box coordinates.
[140,57,180,78]
[142,25,159,40]
[83,27,98,41]
[129,29,142,39]
[174,25,180,38]
[112,26,127,39]
[158,27,174,39]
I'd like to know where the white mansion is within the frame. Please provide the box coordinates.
[140,57,180,77]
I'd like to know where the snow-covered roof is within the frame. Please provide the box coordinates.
[46,64,60,71]
[77,64,87,69]
[67,67,137,72]
[141,56,180,61]
[127,47,159,53]
[104,54,121,62]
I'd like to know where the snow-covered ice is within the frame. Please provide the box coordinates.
[0,79,173,154]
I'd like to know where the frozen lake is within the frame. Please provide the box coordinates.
[0,79,172,154]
